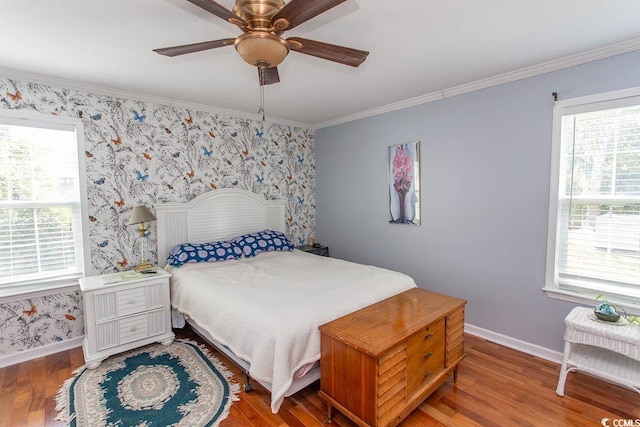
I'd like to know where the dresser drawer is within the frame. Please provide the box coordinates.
[408,319,445,355]
[406,319,445,395]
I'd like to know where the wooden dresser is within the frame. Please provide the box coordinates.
[319,288,466,427]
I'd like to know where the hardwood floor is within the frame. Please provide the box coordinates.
[1,330,638,426]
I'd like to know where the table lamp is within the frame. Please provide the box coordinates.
[128,205,157,272]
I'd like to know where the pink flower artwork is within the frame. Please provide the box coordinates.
[388,142,420,225]
[392,146,413,193]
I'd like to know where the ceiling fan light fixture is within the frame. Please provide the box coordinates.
[154,0,370,85]
[235,32,289,68]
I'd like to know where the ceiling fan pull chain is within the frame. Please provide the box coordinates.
[259,73,266,123]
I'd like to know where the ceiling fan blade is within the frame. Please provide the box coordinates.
[287,37,369,67]
[186,0,248,27]
[258,67,280,86]
[272,0,346,31]
[153,38,236,57]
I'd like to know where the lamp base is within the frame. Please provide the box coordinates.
[134,262,155,273]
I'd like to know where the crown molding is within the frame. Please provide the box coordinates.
[4,36,640,131]
[314,37,640,129]
[0,67,312,130]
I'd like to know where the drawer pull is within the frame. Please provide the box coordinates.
[130,326,137,332]
[424,372,434,379]
[128,300,136,305]
[424,352,433,359]
[424,333,434,340]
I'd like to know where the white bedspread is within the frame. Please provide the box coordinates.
[166,249,416,413]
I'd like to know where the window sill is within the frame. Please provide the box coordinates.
[542,286,640,315]
[0,281,81,303]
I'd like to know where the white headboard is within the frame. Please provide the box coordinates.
[155,188,286,267]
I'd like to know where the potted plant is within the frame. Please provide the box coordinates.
[595,294,639,325]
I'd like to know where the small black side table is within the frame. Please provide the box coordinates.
[296,244,329,257]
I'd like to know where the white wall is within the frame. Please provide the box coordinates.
[315,49,640,352]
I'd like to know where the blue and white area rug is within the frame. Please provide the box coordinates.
[56,340,239,426]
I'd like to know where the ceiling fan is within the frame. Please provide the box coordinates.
[154,0,369,85]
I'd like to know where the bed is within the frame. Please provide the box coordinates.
[155,189,417,413]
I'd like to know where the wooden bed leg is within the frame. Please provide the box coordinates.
[243,370,254,392]
[453,367,458,382]
[326,402,332,422]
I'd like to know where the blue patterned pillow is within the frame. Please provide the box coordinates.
[234,229,294,258]
[167,240,242,267]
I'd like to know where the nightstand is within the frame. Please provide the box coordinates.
[556,306,640,396]
[296,244,329,257]
[79,269,174,369]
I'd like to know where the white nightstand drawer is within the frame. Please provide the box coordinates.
[117,287,147,317]
[119,313,149,344]
[95,311,165,351]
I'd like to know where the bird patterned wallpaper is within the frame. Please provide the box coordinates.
[0,77,315,357]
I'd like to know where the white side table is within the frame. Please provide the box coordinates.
[556,306,640,396]
[80,269,174,369]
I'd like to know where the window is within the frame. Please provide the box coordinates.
[0,111,89,293]
[545,87,640,308]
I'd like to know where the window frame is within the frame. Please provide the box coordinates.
[0,109,90,297]
[544,86,640,312]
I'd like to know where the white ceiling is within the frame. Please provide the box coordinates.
[2,0,640,127]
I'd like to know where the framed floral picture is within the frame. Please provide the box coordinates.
[388,141,420,225]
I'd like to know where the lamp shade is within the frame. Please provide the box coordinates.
[234,32,289,68]
[128,205,157,226]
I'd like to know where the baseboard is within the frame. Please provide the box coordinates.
[0,326,563,369]
[0,336,84,368]
[465,323,563,365]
